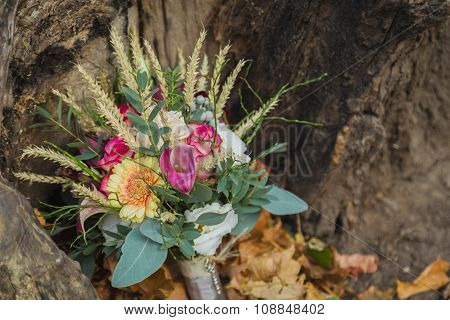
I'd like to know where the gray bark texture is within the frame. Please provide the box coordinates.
[0,0,448,298]
[0,182,98,299]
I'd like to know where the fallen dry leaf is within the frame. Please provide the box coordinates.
[305,282,326,300]
[34,208,48,227]
[336,253,378,277]
[229,246,306,300]
[396,258,450,299]
[358,286,394,300]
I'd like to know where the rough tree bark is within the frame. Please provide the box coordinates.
[0,183,97,299]
[0,0,448,298]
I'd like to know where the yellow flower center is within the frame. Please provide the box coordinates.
[122,171,159,206]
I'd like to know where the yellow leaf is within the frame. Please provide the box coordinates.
[396,258,450,299]
[305,282,326,300]
[34,208,48,227]
[358,286,394,300]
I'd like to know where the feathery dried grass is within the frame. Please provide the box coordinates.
[235,92,283,138]
[209,44,231,102]
[129,27,145,71]
[144,39,167,98]
[196,54,209,92]
[183,29,207,104]
[214,59,245,118]
[177,48,186,79]
[21,145,83,172]
[76,64,137,148]
[110,26,137,91]
[14,172,71,185]
[71,183,108,205]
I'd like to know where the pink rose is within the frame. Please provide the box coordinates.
[186,124,222,161]
[97,137,133,172]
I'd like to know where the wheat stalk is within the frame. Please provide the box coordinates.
[129,26,145,71]
[21,145,83,172]
[76,64,137,148]
[71,183,109,206]
[214,59,245,118]
[14,172,71,185]
[177,48,186,79]
[183,29,207,104]
[208,44,231,102]
[235,93,282,138]
[196,54,209,92]
[110,26,138,91]
[143,39,167,98]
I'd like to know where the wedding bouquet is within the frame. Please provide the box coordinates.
[14,27,313,298]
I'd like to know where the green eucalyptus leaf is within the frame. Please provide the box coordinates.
[148,101,165,123]
[231,206,262,236]
[140,219,164,244]
[179,239,195,259]
[150,122,160,146]
[182,229,201,241]
[136,70,149,91]
[195,212,227,226]
[127,112,149,135]
[76,149,97,161]
[122,86,143,112]
[262,185,308,215]
[180,183,213,203]
[111,229,167,288]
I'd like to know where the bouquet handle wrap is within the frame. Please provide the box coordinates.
[177,258,225,300]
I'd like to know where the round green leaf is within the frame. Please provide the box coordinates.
[111,228,167,288]
[262,185,308,215]
[139,219,164,244]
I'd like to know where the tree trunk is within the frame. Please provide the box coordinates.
[0,0,448,297]
[0,182,97,299]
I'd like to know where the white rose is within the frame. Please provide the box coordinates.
[216,122,251,163]
[138,111,190,148]
[185,203,238,256]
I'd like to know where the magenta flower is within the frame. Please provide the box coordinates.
[160,145,196,194]
[99,171,112,195]
[117,103,139,126]
[187,123,222,160]
[97,137,134,172]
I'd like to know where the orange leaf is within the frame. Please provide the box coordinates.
[396,258,450,299]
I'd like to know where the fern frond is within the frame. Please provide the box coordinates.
[183,29,207,104]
